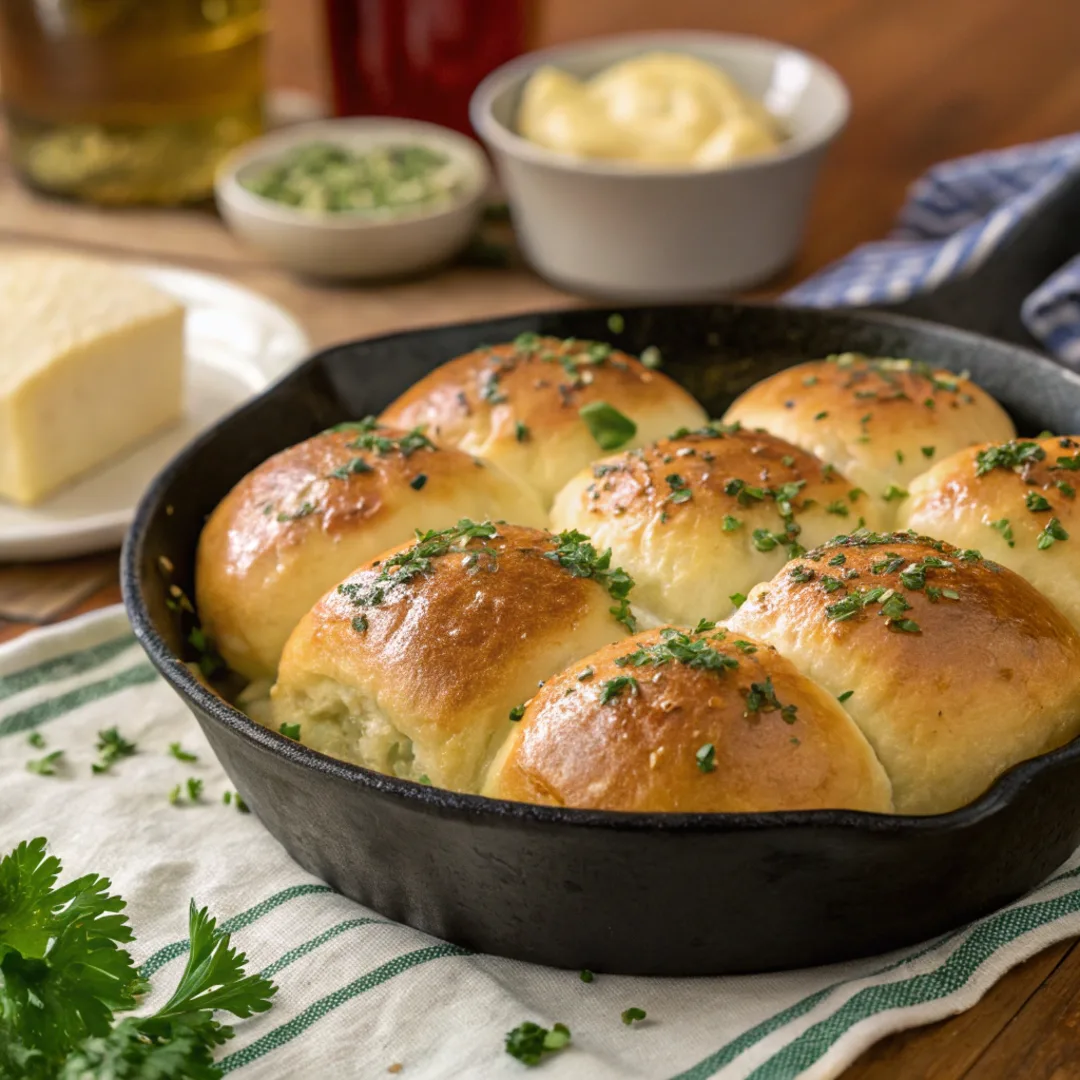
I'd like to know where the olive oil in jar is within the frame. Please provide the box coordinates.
[0,0,266,205]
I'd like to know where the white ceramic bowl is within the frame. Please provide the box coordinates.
[470,32,850,299]
[215,118,491,280]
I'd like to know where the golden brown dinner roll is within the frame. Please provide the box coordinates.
[271,522,636,792]
[550,424,886,625]
[722,355,1015,518]
[196,421,545,681]
[726,532,1080,814]
[379,334,708,506]
[898,435,1080,630]
[482,625,892,813]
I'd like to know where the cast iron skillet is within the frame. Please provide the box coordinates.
[122,302,1080,976]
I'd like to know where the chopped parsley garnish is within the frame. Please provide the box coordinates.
[515,420,530,442]
[92,727,136,774]
[479,369,507,404]
[616,628,738,673]
[409,473,428,491]
[580,969,595,983]
[338,519,499,609]
[882,484,909,501]
[509,704,526,722]
[600,676,638,704]
[921,446,936,458]
[975,440,1046,476]
[1025,490,1052,512]
[223,791,251,812]
[820,574,844,593]
[418,775,432,785]
[351,615,369,632]
[1038,517,1069,550]
[27,731,46,749]
[666,474,692,503]
[694,619,717,633]
[790,565,814,583]
[577,666,595,681]
[186,777,203,802]
[990,518,1015,547]
[580,401,637,451]
[898,556,952,590]
[278,722,301,740]
[622,1008,647,1026]
[696,743,717,773]
[168,742,197,763]
[505,1021,571,1065]
[26,750,64,776]
[828,553,846,566]
[350,424,436,457]
[723,478,765,505]
[814,411,829,421]
[733,640,757,654]
[328,455,373,479]
[895,449,904,464]
[722,514,741,532]
[640,345,662,369]
[826,587,887,622]
[1057,453,1080,470]
[730,592,747,608]
[546,530,636,631]
[607,313,625,333]
[744,677,798,723]
[276,501,317,523]
[825,500,849,516]
[837,690,854,703]
[1057,480,1076,498]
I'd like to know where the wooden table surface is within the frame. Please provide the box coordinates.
[4,1,1080,1075]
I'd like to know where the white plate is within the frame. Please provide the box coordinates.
[0,263,311,562]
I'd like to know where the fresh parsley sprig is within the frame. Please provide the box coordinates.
[0,837,276,1080]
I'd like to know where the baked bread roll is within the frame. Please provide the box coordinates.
[726,532,1080,814]
[196,421,545,681]
[722,355,1015,518]
[482,625,892,813]
[379,334,708,506]
[898,435,1080,630]
[550,424,886,624]
[271,522,636,792]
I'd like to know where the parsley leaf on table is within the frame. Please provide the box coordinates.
[0,838,276,1079]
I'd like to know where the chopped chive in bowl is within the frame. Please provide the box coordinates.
[241,142,466,216]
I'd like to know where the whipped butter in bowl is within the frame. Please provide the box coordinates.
[518,52,784,168]
[471,32,849,298]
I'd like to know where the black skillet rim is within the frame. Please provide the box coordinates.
[121,300,1080,837]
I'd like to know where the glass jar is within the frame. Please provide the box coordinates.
[0,0,267,205]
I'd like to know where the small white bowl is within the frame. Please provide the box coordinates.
[470,32,849,299]
[215,118,491,280]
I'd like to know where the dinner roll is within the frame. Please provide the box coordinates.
[898,435,1080,630]
[271,522,636,792]
[722,355,1015,518]
[196,421,545,681]
[482,625,892,813]
[550,424,886,625]
[726,532,1080,814]
[379,334,708,506]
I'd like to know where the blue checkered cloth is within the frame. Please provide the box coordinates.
[785,133,1080,366]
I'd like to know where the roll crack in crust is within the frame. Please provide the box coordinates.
[379,334,708,506]
[726,532,1080,814]
[550,423,887,625]
[899,435,1080,630]
[271,522,636,792]
[482,625,893,813]
[722,354,1015,519]
[195,420,546,681]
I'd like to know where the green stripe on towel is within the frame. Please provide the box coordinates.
[0,663,157,737]
[0,634,136,703]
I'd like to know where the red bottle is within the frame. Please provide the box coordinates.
[324,0,531,135]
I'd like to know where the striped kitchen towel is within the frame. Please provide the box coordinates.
[4,606,1080,1080]
[785,132,1080,366]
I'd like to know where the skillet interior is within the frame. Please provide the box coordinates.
[123,302,1080,975]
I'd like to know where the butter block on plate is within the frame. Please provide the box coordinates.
[0,251,185,506]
